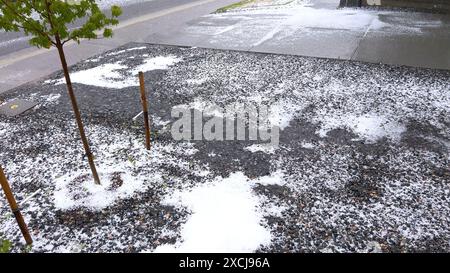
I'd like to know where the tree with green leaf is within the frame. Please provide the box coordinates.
[0,0,122,185]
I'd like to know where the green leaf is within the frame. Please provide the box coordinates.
[111,5,122,17]
[29,35,52,48]
[103,28,113,38]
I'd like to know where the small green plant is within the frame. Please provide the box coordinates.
[0,238,12,253]
[0,216,13,253]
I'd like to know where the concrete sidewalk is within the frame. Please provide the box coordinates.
[0,0,449,95]
[149,0,450,70]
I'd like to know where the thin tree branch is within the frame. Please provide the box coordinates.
[61,38,72,45]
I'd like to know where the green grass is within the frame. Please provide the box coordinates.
[215,0,256,13]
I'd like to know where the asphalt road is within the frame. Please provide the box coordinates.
[0,0,199,57]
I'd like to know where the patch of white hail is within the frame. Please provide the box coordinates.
[45,55,182,89]
[153,171,286,253]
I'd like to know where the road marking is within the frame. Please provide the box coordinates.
[0,0,218,68]
[0,36,29,48]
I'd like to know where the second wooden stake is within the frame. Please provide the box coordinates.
[138,71,151,150]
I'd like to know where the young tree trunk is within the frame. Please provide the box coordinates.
[55,36,101,185]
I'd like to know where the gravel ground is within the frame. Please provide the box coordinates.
[0,43,449,252]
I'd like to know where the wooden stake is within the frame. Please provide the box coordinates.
[0,165,33,245]
[138,72,151,150]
